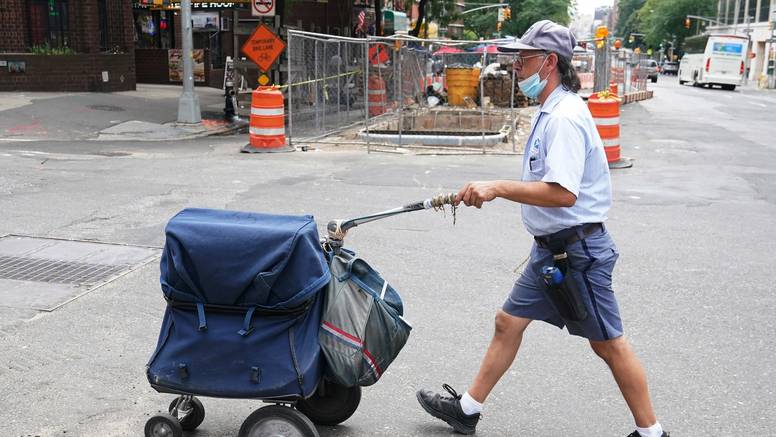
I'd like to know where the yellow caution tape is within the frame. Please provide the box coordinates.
[270,70,362,90]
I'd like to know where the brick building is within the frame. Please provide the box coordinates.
[0,0,136,91]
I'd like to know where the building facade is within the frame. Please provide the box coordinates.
[0,0,136,91]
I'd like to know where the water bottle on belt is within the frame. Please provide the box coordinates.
[541,266,564,286]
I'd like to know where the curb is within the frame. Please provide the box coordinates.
[94,119,248,142]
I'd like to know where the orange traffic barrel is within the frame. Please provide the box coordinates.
[588,91,630,168]
[242,86,292,153]
[609,81,618,96]
[367,75,387,116]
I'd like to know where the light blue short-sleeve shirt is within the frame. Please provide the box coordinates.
[521,85,612,236]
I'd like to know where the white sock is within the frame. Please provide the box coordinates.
[637,421,663,437]
[459,391,483,416]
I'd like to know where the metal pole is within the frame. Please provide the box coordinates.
[745,15,751,85]
[337,41,342,126]
[322,40,327,134]
[345,42,351,122]
[177,0,201,124]
[315,40,320,133]
[480,52,485,154]
[288,32,293,149]
[510,54,517,153]
[364,39,370,153]
[398,44,403,146]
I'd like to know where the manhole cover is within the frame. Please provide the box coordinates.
[88,104,125,112]
[0,235,159,311]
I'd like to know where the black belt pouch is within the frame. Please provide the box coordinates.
[542,242,588,322]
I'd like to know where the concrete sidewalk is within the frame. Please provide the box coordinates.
[0,84,247,142]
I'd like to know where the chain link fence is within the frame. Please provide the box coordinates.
[285,31,529,152]
[286,31,367,142]
[578,39,653,95]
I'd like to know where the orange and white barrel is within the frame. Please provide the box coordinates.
[588,92,621,164]
[367,76,387,116]
[246,86,286,149]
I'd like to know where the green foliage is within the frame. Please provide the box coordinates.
[409,0,459,36]
[462,29,480,41]
[502,0,573,37]
[463,10,498,39]
[616,0,647,44]
[30,43,75,55]
[637,0,715,49]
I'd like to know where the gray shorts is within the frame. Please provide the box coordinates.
[503,229,623,341]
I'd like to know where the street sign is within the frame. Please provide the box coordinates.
[241,24,285,72]
[258,74,270,86]
[251,0,275,16]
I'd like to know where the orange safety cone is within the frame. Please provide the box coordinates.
[588,91,632,169]
[242,86,293,153]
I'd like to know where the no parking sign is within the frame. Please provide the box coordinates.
[252,0,275,17]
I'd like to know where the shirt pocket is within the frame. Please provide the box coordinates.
[528,156,545,174]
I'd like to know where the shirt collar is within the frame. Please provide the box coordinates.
[539,85,567,114]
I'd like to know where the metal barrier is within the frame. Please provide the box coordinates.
[285,30,529,153]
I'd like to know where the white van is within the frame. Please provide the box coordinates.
[678,34,747,90]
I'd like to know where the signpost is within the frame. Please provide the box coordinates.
[241,23,285,72]
[251,0,275,17]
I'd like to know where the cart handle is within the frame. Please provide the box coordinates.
[327,193,456,241]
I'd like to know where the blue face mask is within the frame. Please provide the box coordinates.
[518,56,548,99]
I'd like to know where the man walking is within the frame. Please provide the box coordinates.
[416,20,668,437]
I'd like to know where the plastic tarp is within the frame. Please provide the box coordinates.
[160,208,330,309]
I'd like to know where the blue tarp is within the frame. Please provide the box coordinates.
[160,208,331,309]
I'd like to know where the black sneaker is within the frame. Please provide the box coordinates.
[627,431,670,437]
[416,384,481,435]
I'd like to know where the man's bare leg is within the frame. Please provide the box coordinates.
[467,310,532,403]
[590,336,658,428]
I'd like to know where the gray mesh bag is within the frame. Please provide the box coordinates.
[319,250,412,387]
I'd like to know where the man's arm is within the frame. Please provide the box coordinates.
[456,180,576,209]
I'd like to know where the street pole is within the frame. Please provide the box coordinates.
[177,0,202,124]
[744,15,752,85]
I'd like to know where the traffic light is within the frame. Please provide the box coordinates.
[504,7,511,20]
[614,39,622,49]
[684,18,691,28]
[497,22,502,32]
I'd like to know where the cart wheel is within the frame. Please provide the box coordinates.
[144,413,183,437]
[238,405,319,437]
[296,380,361,426]
[168,396,205,431]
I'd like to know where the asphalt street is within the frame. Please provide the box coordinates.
[0,78,773,436]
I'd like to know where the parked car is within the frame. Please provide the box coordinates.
[661,61,679,75]
[638,59,659,82]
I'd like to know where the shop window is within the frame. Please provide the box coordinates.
[736,0,746,23]
[726,0,736,24]
[757,0,770,22]
[29,0,69,48]
[747,0,757,23]
[134,9,174,49]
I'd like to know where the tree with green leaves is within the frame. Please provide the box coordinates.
[501,0,573,37]
[637,0,715,50]
[463,10,499,40]
[615,0,647,44]
[408,0,460,37]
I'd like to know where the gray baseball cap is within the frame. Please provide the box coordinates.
[498,20,577,60]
